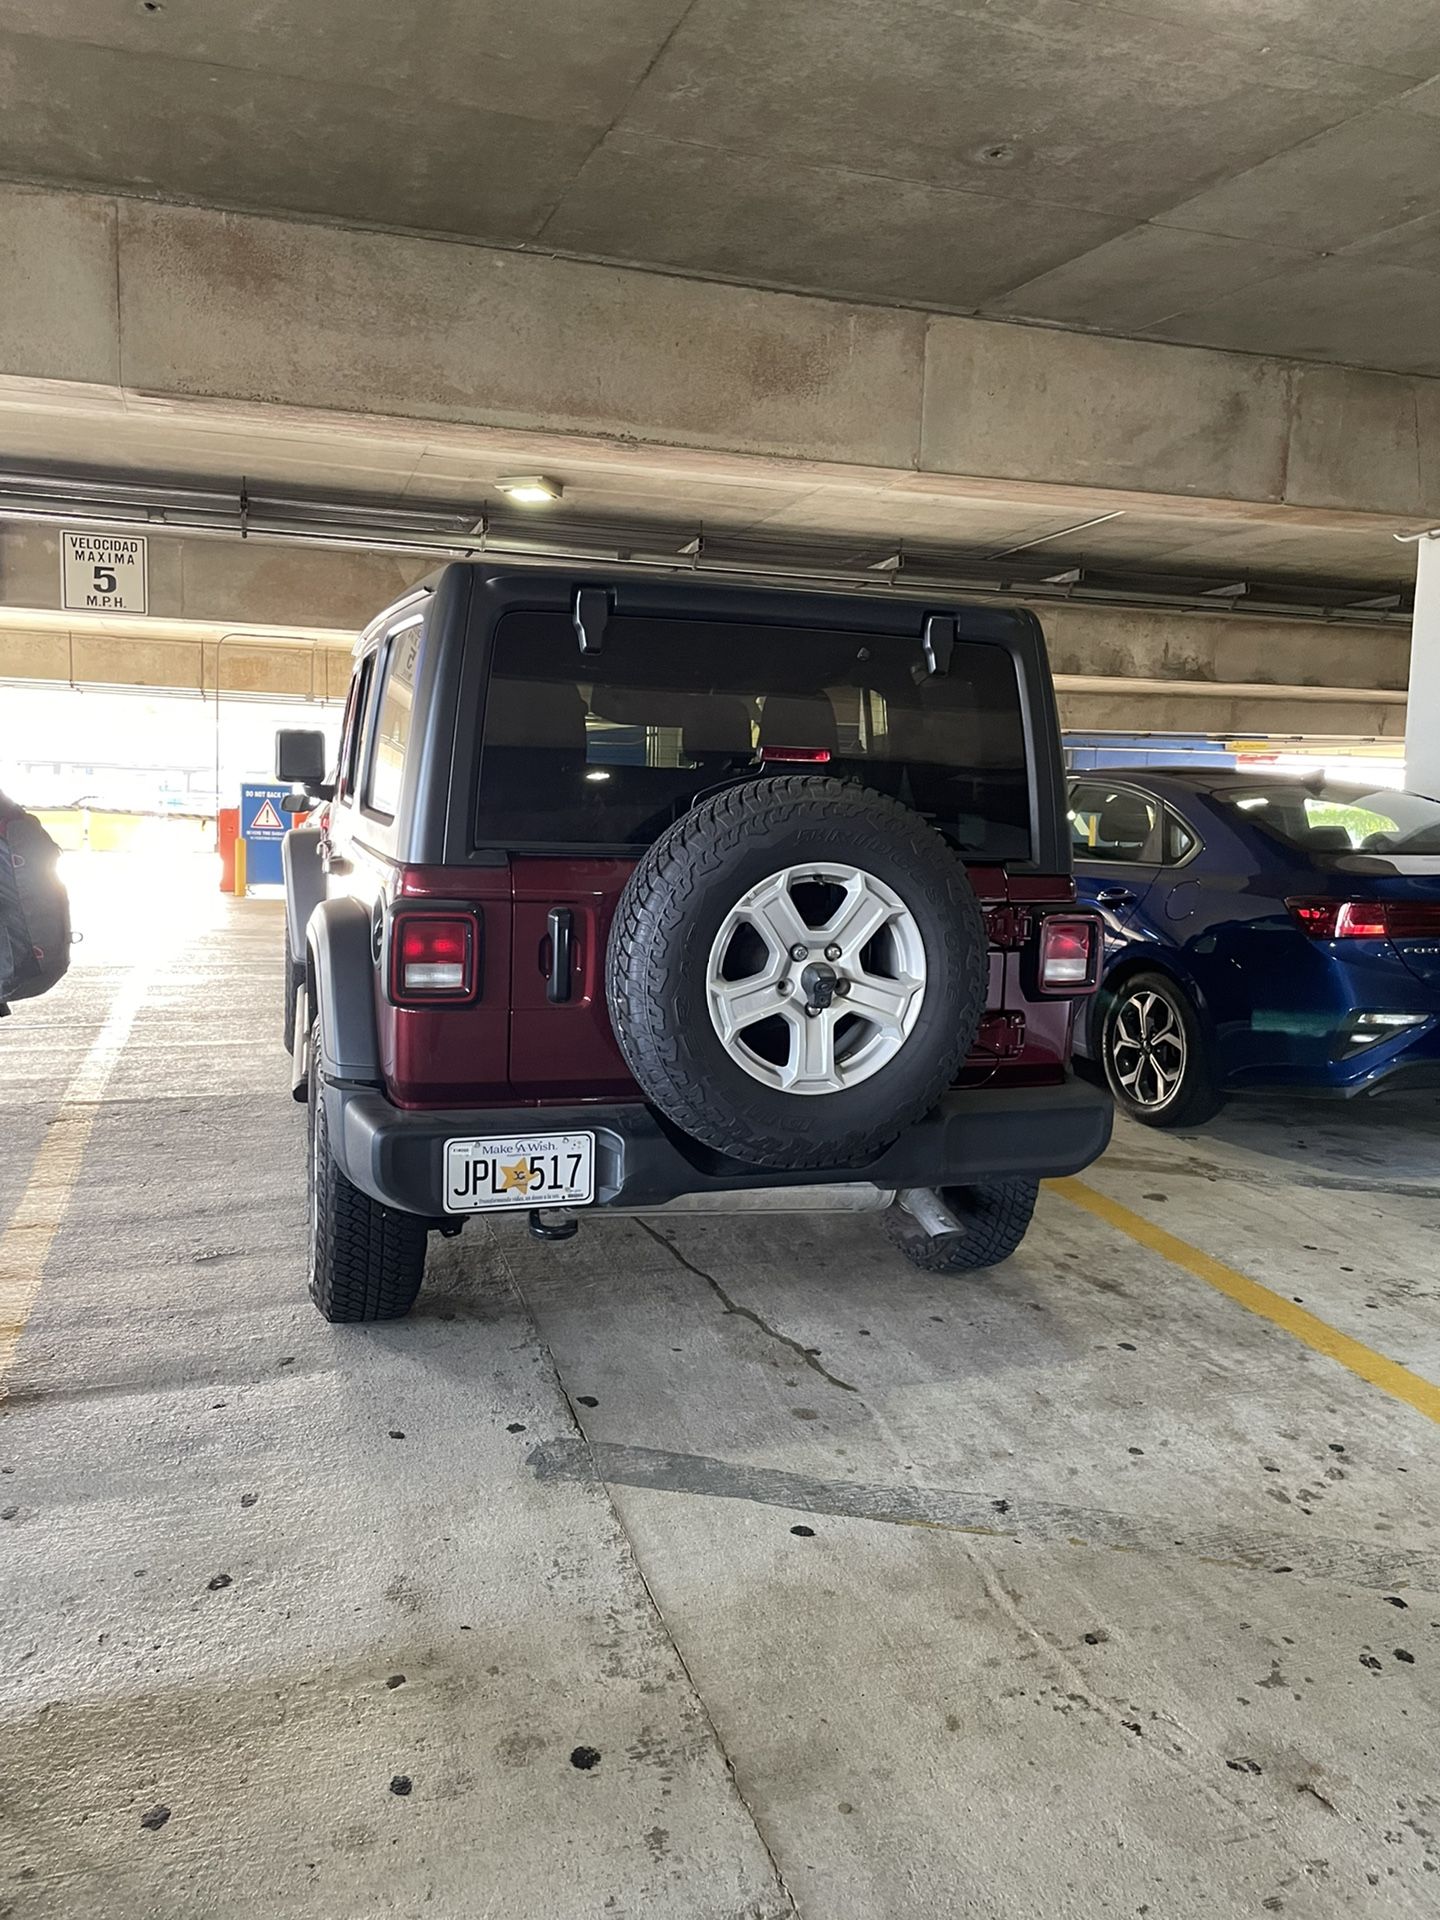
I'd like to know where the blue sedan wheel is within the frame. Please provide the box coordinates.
[1103,971,1222,1129]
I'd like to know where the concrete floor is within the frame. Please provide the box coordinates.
[4,888,1440,1919]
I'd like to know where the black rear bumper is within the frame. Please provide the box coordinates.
[324,1074,1113,1218]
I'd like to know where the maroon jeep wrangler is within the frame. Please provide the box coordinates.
[277,567,1110,1322]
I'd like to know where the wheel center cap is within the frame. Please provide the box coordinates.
[799,960,839,1010]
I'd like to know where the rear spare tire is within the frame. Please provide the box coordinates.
[606,776,987,1170]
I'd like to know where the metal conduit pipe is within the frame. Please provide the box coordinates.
[0,470,1413,629]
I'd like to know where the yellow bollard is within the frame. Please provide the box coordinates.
[234,837,248,899]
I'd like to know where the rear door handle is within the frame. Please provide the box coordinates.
[1097,888,1135,907]
[546,907,574,1003]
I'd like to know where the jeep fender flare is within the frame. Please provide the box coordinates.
[306,896,381,1086]
[282,827,326,972]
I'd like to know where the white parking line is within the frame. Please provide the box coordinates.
[0,969,150,1397]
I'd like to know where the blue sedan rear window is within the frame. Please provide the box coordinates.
[1222,783,1440,855]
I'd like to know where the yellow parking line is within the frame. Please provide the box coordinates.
[0,971,148,1397]
[1052,1176,1440,1430]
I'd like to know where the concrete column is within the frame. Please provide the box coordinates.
[1407,533,1440,799]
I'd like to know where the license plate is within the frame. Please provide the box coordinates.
[444,1132,595,1213]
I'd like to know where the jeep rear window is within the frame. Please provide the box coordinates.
[475,612,1030,859]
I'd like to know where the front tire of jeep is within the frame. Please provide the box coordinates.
[885,1180,1040,1273]
[306,1017,427,1322]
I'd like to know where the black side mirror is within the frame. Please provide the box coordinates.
[275,727,332,797]
[279,792,311,814]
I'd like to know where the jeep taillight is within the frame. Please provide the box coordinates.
[389,911,478,1003]
[1038,915,1100,994]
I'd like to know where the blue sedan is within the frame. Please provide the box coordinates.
[1069,769,1440,1127]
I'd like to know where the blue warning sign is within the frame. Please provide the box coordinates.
[241,784,291,885]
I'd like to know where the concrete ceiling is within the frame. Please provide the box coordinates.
[3,2,1440,374]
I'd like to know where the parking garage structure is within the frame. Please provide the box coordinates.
[6,16,1440,1911]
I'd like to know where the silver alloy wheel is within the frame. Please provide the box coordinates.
[705,862,927,1095]
[1111,985,1188,1110]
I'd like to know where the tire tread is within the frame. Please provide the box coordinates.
[308,1035,427,1322]
[885,1179,1039,1273]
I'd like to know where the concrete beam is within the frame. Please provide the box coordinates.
[1058,687,1406,742]
[0,524,1408,712]
[1040,602,1409,696]
[0,522,428,632]
[4,184,1440,527]
[0,601,1406,744]
[0,623,352,701]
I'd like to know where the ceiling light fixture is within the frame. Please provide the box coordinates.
[496,475,563,505]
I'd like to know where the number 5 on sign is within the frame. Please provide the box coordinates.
[61,531,148,614]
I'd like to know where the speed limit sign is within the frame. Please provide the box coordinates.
[62,531,148,613]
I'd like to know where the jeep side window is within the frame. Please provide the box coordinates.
[475,611,1031,860]
[335,655,374,804]
[365,620,423,821]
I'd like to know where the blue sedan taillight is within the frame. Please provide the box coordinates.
[1287,899,1440,940]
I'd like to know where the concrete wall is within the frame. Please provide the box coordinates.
[0,526,1407,716]
[0,181,1419,741]
[1041,602,1408,695]
[0,595,1404,742]
[5,183,1440,520]
[0,522,1405,718]
[0,523,428,631]
[1,619,1396,739]
[1059,687,1405,741]
[0,625,352,700]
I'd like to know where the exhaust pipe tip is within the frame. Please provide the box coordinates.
[895,1187,962,1240]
